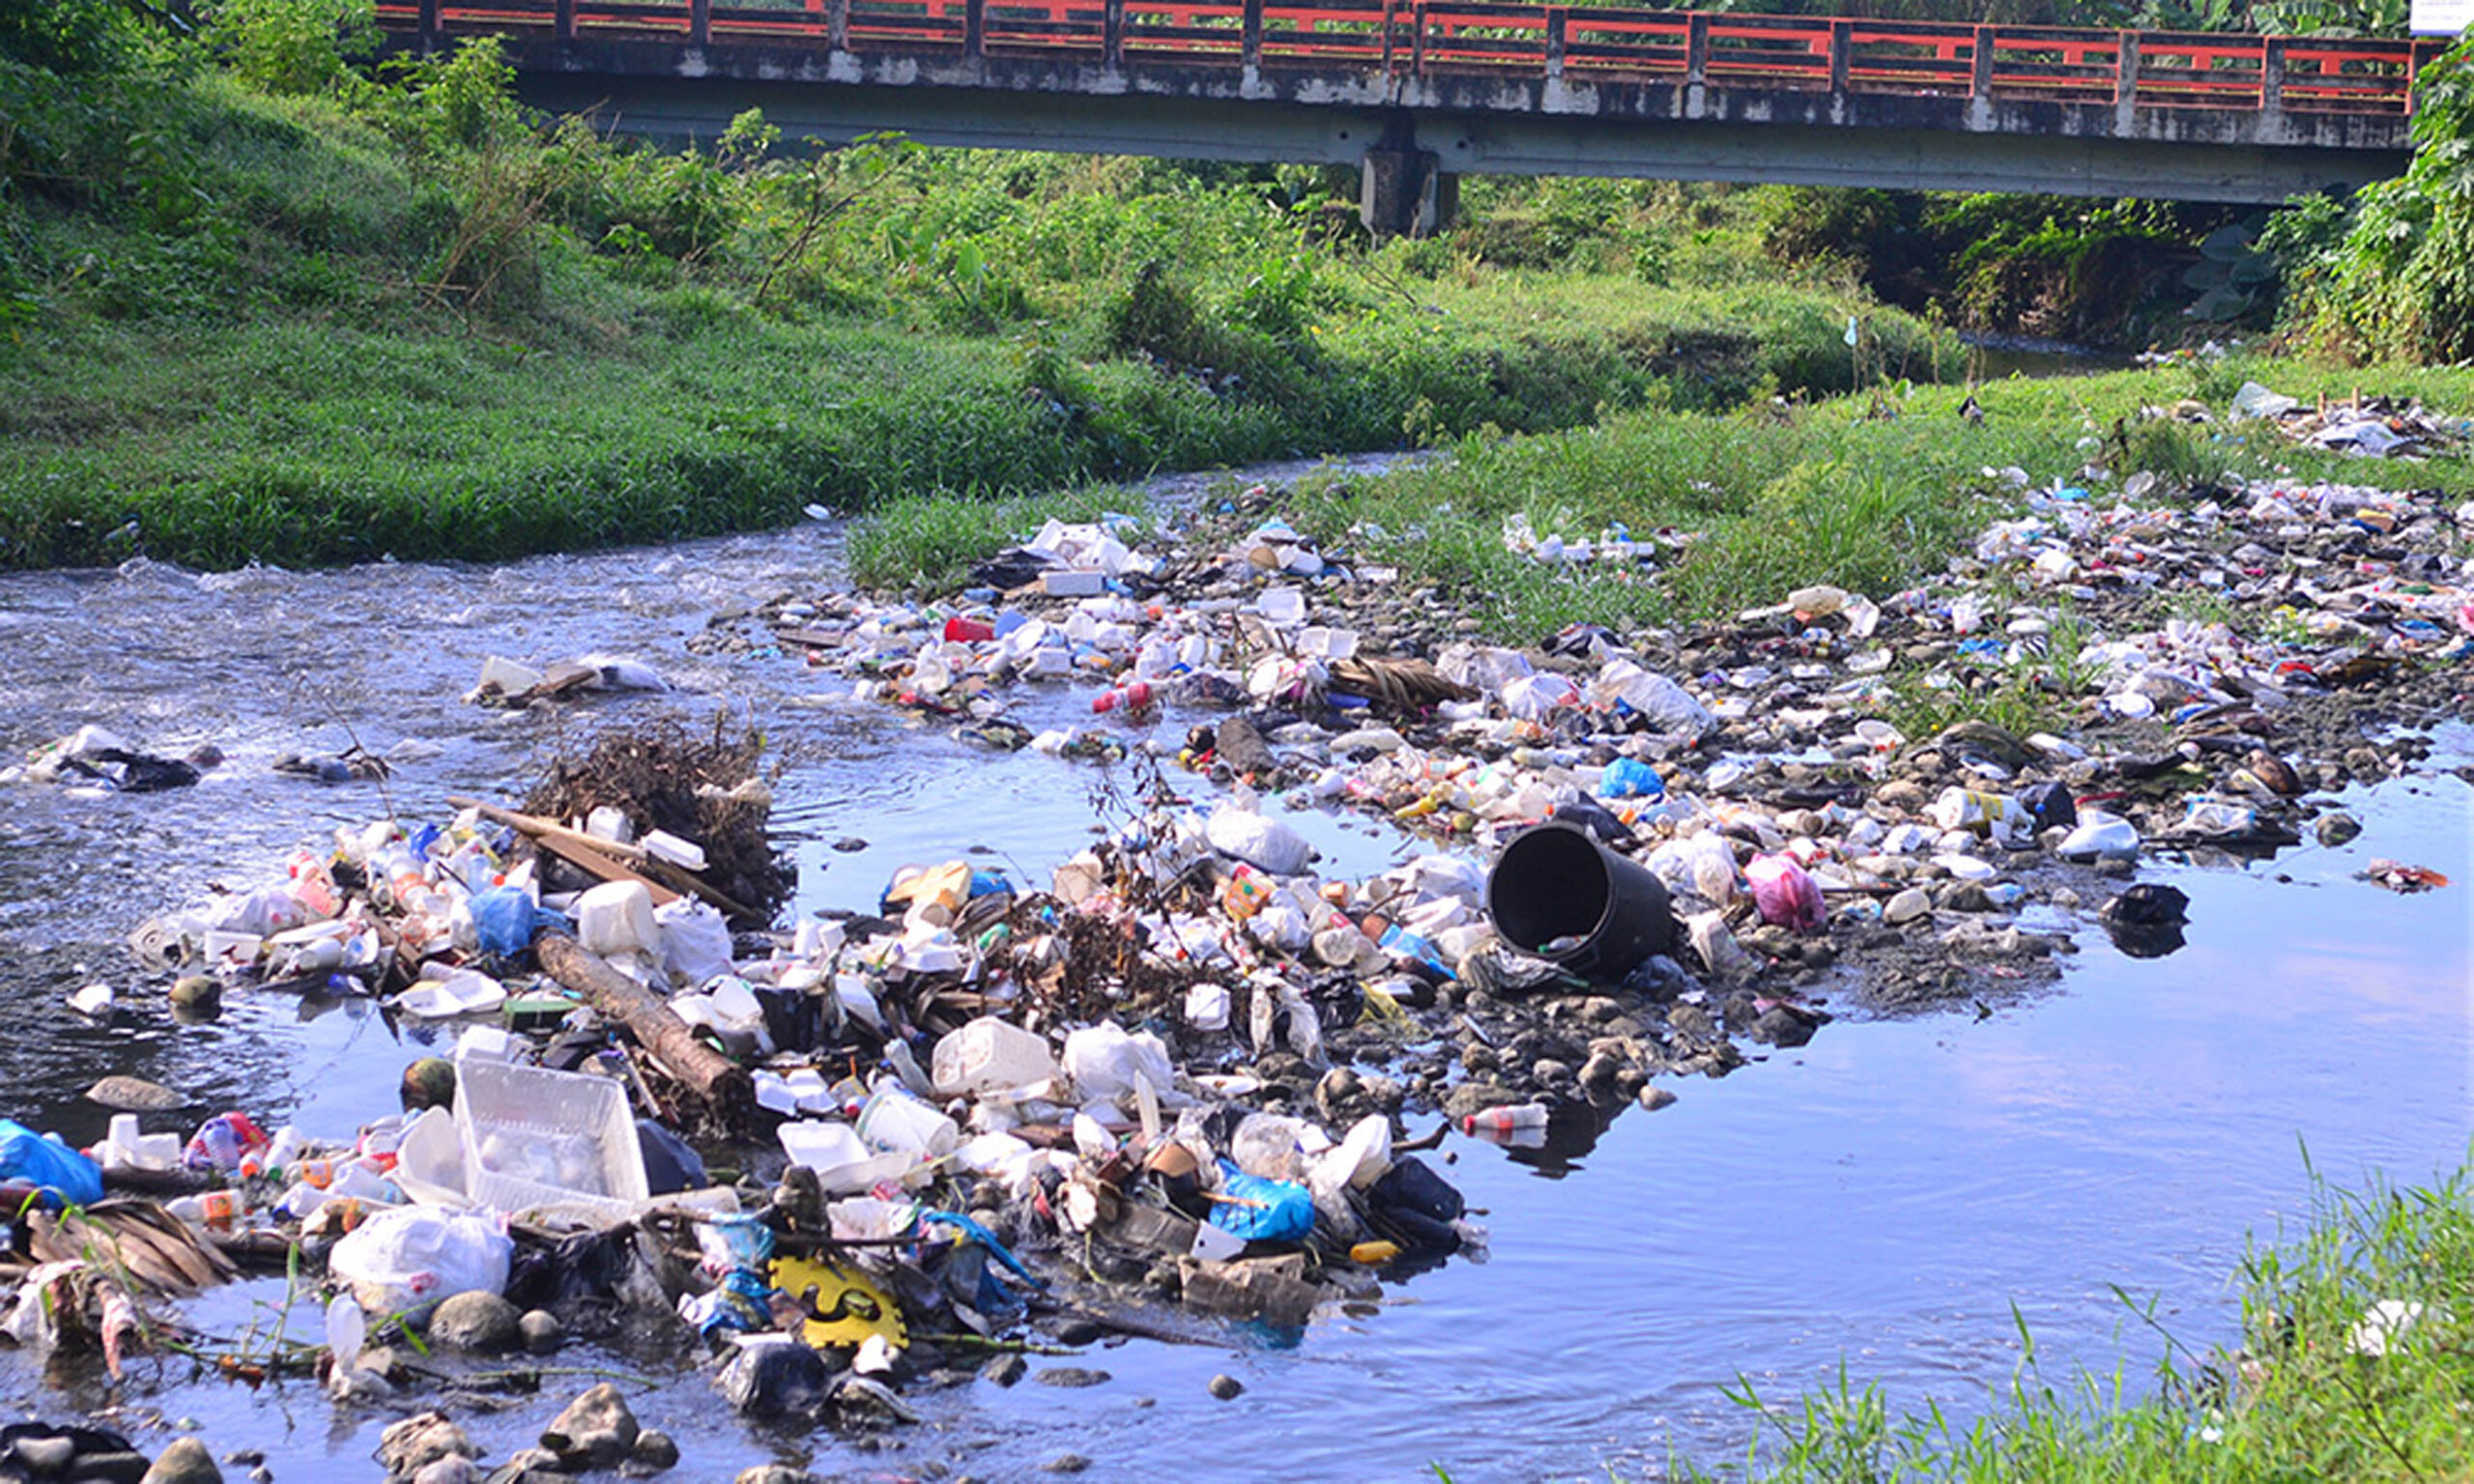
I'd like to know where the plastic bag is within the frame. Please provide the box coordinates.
[328,1206,512,1316]
[1061,1023,1176,1104]
[656,899,735,986]
[466,886,540,958]
[0,1120,103,1208]
[1206,1159,1316,1244]
[1204,804,1311,876]
[1745,853,1826,932]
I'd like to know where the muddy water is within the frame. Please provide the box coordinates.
[0,514,2466,1482]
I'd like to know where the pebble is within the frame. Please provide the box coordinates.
[426,1291,522,1353]
[1035,1366,1112,1388]
[140,1438,223,1484]
[1208,1374,1246,1400]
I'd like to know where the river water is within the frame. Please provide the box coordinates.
[0,508,2466,1481]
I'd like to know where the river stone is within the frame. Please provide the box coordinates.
[84,1075,184,1112]
[630,1429,679,1471]
[410,1459,480,1484]
[168,976,222,1013]
[1638,1086,1678,1112]
[1443,1081,1518,1120]
[734,1470,815,1484]
[981,1353,1028,1387]
[540,1384,639,1470]
[1207,1374,1245,1400]
[139,1439,223,1484]
[379,1413,477,1478]
[12,1435,77,1473]
[1033,1366,1111,1388]
[719,1341,834,1418]
[429,1292,522,1353]
[2316,812,2362,846]
[518,1309,563,1355]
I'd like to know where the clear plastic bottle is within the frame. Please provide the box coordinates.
[1460,1103,1550,1135]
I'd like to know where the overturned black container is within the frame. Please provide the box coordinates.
[1485,820,1675,979]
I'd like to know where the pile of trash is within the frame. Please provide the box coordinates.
[2224,381,2470,459]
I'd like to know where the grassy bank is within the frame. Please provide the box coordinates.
[0,41,1950,572]
[854,355,2474,628]
[1687,1149,2474,1483]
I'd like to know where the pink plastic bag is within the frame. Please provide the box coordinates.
[1745,853,1826,933]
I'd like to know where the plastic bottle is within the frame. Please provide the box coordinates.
[1091,680,1154,715]
[941,615,994,643]
[1460,1103,1551,1135]
[168,1190,245,1229]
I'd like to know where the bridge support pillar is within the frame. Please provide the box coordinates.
[1360,149,1456,239]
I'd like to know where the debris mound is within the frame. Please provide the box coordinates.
[523,718,790,924]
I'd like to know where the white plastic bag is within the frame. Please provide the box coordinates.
[655,899,734,986]
[327,1206,512,1316]
[1205,803,1312,876]
[1062,1023,1177,1104]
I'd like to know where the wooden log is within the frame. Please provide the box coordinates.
[449,795,761,920]
[535,933,750,1124]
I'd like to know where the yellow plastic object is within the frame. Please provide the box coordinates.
[1350,1240,1402,1265]
[768,1255,906,1350]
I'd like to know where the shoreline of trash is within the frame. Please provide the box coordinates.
[0,383,2465,1484]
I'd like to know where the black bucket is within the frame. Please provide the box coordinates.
[1485,821,1674,979]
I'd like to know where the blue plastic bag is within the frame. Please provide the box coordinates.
[1599,757,1665,801]
[1206,1159,1315,1244]
[469,886,540,957]
[0,1120,104,1208]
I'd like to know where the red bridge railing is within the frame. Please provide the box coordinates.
[373,0,2435,116]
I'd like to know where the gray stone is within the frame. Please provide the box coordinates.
[719,1341,834,1418]
[12,1435,76,1474]
[1041,1457,1090,1474]
[378,1413,478,1479]
[1207,1374,1245,1400]
[540,1384,639,1471]
[139,1439,223,1484]
[1637,1086,1678,1112]
[518,1309,563,1356]
[734,1468,814,1484]
[980,1354,1028,1387]
[1033,1366,1112,1388]
[1442,1081,1517,1120]
[410,1460,480,1484]
[628,1430,678,1472]
[428,1292,522,1354]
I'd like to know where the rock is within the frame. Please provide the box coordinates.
[379,1413,478,1479]
[629,1430,678,1472]
[1577,1050,1624,1091]
[411,1459,481,1484]
[734,1470,814,1484]
[980,1353,1028,1387]
[539,1384,639,1471]
[1033,1367,1112,1388]
[14,1435,78,1474]
[167,977,222,1013]
[1049,1317,1104,1347]
[1531,1057,1573,1085]
[1207,1374,1245,1400]
[1442,1081,1518,1120]
[1637,1086,1678,1112]
[1042,1457,1091,1474]
[1313,1067,1360,1119]
[428,1292,522,1353]
[720,1341,834,1418]
[1177,1254,1320,1327]
[2316,812,2362,846]
[139,1439,223,1484]
[518,1309,563,1356]
[483,1448,564,1484]
[85,1074,185,1112]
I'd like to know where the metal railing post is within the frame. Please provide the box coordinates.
[1544,5,1564,82]
[1410,1,1426,76]
[1242,0,1262,68]
[690,0,710,44]
[1104,0,1123,65]
[1827,16,1849,92]
[417,0,441,43]
[1970,23,1993,98]
[1684,11,1707,85]
[964,0,984,54]
[827,0,849,49]
[555,0,575,39]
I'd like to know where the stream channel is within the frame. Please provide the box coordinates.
[0,464,2467,1482]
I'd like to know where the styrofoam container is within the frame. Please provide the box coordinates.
[395,969,506,1019]
[778,1120,913,1194]
[854,1087,960,1159]
[932,1016,1057,1099]
[575,881,658,956]
[453,1060,647,1221]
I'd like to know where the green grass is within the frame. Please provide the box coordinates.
[1690,1148,2474,1484]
